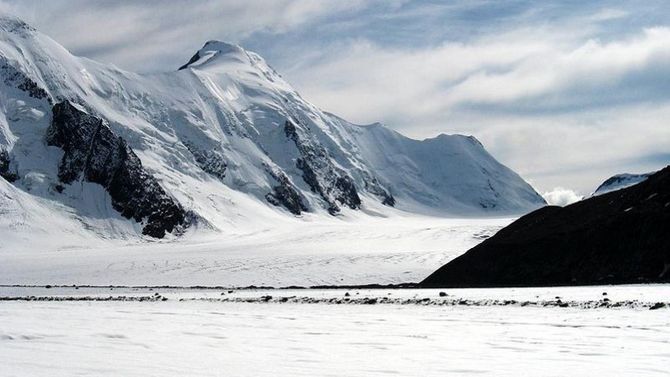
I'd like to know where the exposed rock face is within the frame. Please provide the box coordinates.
[0,149,18,182]
[1,60,50,101]
[421,166,670,288]
[364,176,396,207]
[264,167,308,215]
[184,141,227,180]
[46,101,189,238]
[285,120,362,214]
[178,51,201,70]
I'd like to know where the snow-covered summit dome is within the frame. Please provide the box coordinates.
[178,40,252,70]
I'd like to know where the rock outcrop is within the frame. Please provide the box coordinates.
[285,120,362,214]
[184,141,227,180]
[265,167,308,215]
[0,149,18,182]
[46,101,189,238]
[1,60,50,102]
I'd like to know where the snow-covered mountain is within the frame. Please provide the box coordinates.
[0,15,544,241]
[592,171,654,196]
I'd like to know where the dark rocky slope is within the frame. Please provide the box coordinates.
[0,149,18,182]
[284,120,363,214]
[264,167,308,215]
[46,101,189,238]
[421,166,670,287]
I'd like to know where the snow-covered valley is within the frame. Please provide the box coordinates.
[0,216,510,286]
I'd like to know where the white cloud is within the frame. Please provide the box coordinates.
[287,27,670,123]
[542,188,583,206]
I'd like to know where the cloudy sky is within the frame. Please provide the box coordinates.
[1,0,668,201]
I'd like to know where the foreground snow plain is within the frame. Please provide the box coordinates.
[3,214,669,377]
[1,285,669,377]
[0,215,509,287]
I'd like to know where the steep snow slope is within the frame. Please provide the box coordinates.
[0,15,544,242]
[592,171,654,196]
[340,121,544,214]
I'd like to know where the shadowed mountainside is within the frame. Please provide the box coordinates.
[421,166,670,287]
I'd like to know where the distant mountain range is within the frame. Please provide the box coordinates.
[0,15,544,242]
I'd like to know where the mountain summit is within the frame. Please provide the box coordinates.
[0,16,544,243]
[179,41,251,70]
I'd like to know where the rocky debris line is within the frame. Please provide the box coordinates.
[0,149,18,182]
[184,141,227,180]
[3,293,666,310]
[177,295,669,310]
[0,294,168,302]
[45,101,189,238]
[1,60,50,101]
[264,166,308,215]
[284,120,361,214]
[421,165,670,287]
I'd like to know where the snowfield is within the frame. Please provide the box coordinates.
[0,216,510,286]
[1,285,669,377]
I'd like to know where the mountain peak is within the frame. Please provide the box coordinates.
[203,40,245,54]
[178,40,250,71]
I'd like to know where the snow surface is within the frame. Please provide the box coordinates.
[1,285,669,377]
[0,15,544,246]
[0,216,510,286]
[592,171,654,196]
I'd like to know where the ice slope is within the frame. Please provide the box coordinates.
[0,15,544,243]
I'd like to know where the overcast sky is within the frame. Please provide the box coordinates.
[1,0,668,199]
